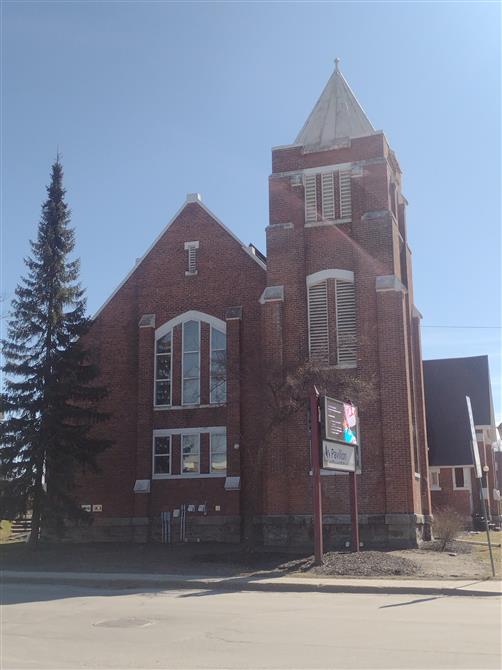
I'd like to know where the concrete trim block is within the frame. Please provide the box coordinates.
[375,275,407,293]
[259,285,284,304]
[138,314,156,328]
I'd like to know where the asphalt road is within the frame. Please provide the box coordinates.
[1,583,501,669]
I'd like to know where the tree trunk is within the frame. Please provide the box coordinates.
[28,458,44,547]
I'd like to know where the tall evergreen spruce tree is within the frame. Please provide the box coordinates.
[1,158,110,545]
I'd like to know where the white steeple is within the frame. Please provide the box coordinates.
[295,60,375,149]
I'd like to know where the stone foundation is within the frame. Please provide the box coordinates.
[56,514,241,544]
[254,513,432,549]
[47,512,431,549]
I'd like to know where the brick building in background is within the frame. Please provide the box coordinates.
[75,63,432,547]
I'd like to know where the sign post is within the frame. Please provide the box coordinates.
[310,388,323,566]
[320,396,360,552]
[349,471,360,553]
[466,396,495,577]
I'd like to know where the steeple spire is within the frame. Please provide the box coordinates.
[295,62,374,149]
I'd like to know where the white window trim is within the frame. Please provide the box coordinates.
[182,320,201,406]
[152,435,172,477]
[210,432,227,475]
[152,427,227,480]
[156,311,226,341]
[306,269,354,287]
[429,467,441,491]
[154,331,172,408]
[452,466,472,491]
[210,326,227,405]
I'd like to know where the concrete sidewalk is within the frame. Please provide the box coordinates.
[2,569,501,597]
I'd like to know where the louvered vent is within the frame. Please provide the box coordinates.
[321,173,335,220]
[308,281,329,362]
[188,247,197,273]
[305,175,318,223]
[335,280,356,366]
[339,170,352,219]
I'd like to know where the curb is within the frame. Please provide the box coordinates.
[2,572,501,598]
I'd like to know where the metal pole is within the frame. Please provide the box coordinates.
[480,481,496,577]
[349,471,360,552]
[310,389,323,565]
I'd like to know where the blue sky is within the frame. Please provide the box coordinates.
[2,1,501,420]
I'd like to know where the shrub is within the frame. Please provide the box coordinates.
[433,507,465,551]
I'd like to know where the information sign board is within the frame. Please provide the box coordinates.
[321,396,359,446]
[466,396,482,479]
[322,440,356,472]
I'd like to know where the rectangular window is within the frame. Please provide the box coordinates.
[182,434,200,474]
[335,279,356,366]
[210,432,227,474]
[339,170,352,219]
[182,320,200,405]
[155,333,172,406]
[153,436,171,475]
[210,327,226,404]
[430,469,440,490]
[321,173,335,220]
[304,174,317,223]
[454,467,465,489]
[308,281,329,363]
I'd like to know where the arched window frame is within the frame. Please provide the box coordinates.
[154,311,227,408]
[306,269,357,368]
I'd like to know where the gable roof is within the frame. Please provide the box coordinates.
[423,355,495,467]
[92,194,266,320]
[295,61,375,149]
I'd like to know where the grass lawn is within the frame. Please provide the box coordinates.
[458,531,502,576]
[0,520,13,543]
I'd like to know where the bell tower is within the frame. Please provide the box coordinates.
[259,61,432,547]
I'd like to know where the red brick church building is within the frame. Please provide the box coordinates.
[77,63,432,547]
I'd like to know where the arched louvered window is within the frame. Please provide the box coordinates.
[307,270,357,367]
[335,280,356,365]
[308,281,329,362]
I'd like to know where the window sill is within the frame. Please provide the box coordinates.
[153,473,227,480]
[430,487,441,491]
[308,362,357,370]
[154,403,226,411]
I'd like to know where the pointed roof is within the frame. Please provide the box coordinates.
[295,60,375,149]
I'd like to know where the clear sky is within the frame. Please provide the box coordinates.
[2,1,501,420]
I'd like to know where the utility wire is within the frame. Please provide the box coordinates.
[421,325,501,329]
